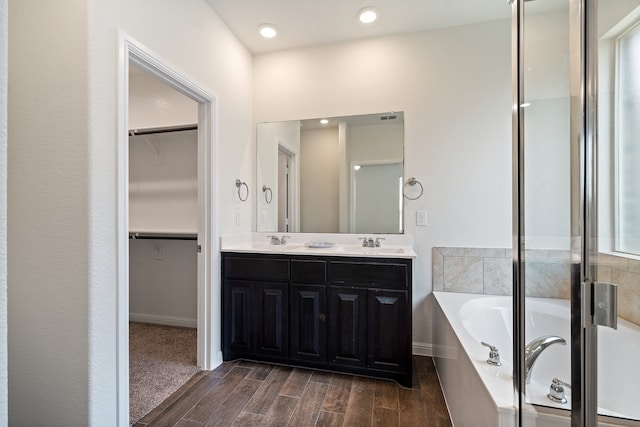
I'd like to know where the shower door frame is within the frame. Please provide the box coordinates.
[511,0,600,425]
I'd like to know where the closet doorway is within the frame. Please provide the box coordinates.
[117,36,217,427]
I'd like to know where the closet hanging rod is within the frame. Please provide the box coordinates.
[128,124,197,136]
[129,232,197,241]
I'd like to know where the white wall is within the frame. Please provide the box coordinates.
[347,122,403,163]
[8,0,253,424]
[129,131,198,234]
[129,239,198,326]
[254,20,513,349]
[300,127,340,232]
[522,10,571,250]
[129,70,199,130]
[256,121,300,232]
[0,0,8,422]
[129,129,198,326]
[9,1,93,423]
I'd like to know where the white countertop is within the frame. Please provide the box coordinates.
[220,232,416,259]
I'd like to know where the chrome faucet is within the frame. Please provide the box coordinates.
[267,235,289,245]
[525,335,566,383]
[359,237,385,247]
[359,237,375,247]
[267,235,281,245]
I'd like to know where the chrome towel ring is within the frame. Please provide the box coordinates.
[403,177,424,200]
[235,179,249,202]
[262,185,273,204]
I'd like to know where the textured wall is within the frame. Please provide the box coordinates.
[9,2,91,423]
[8,0,253,424]
[0,0,8,422]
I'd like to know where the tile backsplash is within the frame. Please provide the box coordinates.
[432,247,640,325]
[597,253,640,326]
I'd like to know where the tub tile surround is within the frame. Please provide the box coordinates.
[432,247,640,325]
[598,253,640,325]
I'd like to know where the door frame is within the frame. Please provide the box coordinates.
[116,33,218,426]
[277,140,299,232]
[349,159,403,233]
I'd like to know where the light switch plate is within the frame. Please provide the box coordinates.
[235,209,241,225]
[416,210,427,226]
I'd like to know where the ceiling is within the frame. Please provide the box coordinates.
[204,0,513,54]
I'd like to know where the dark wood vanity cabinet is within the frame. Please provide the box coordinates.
[222,252,412,387]
[225,279,289,360]
[327,286,367,368]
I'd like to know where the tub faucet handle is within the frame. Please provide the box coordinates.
[481,342,502,366]
[547,378,571,404]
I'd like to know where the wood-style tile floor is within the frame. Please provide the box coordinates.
[134,356,452,427]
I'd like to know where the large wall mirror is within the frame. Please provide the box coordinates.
[256,112,404,234]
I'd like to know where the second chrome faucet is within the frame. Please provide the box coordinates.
[525,335,566,384]
[359,237,385,247]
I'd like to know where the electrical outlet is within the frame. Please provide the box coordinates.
[416,210,427,226]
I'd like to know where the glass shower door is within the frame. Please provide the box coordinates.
[515,0,640,425]
[594,0,640,423]
[514,0,575,425]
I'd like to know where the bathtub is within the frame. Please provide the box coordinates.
[432,292,640,427]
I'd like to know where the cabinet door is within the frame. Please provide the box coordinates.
[328,286,366,368]
[366,289,409,373]
[255,282,289,358]
[223,280,253,355]
[290,284,326,363]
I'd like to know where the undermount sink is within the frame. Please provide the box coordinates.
[327,245,406,255]
[352,247,406,255]
[249,242,301,251]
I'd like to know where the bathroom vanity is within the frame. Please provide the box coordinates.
[221,235,415,387]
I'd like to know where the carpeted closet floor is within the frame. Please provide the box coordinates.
[129,322,200,424]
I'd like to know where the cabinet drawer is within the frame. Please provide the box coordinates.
[291,259,326,283]
[223,256,289,281]
[328,261,408,289]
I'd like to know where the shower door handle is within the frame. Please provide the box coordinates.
[592,281,617,330]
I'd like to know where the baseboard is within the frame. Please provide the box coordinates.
[129,312,197,328]
[412,341,433,356]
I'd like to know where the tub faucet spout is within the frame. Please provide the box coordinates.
[525,335,566,384]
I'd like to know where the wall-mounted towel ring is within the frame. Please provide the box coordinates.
[403,177,424,200]
[262,185,273,204]
[236,179,249,202]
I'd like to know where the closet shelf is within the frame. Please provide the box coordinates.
[129,231,197,241]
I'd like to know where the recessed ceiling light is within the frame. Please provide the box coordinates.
[258,24,278,39]
[320,119,329,125]
[358,7,378,24]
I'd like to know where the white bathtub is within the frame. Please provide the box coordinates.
[433,292,640,427]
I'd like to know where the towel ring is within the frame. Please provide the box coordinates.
[403,177,424,200]
[262,185,273,204]
[235,179,249,202]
